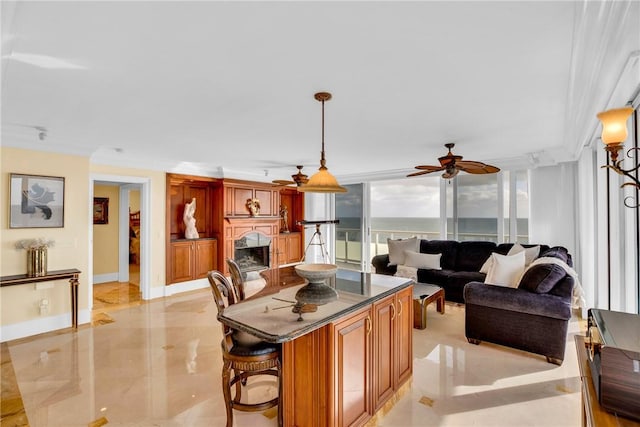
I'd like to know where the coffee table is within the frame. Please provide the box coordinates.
[412,283,445,329]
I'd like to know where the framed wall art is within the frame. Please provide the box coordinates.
[93,197,109,224]
[9,173,65,228]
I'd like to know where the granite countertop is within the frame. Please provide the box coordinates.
[218,269,412,343]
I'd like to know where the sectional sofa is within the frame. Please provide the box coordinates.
[371,239,577,364]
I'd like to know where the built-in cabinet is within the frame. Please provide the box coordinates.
[166,174,305,283]
[277,232,303,265]
[166,174,221,284]
[169,238,217,283]
[281,285,413,427]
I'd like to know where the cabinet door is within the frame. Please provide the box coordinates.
[395,286,413,387]
[170,241,194,283]
[372,295,396,410]
[275,236,286,266]
[254,189,273,216]
[332,307,372,427]
[287,232,302,263]
[195,239,217,279]
[233,187,253,215]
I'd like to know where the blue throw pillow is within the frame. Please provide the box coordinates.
[518,263,566,293]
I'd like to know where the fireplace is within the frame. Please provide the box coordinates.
[234,232,271,272]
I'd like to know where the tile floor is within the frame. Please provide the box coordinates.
[1,287,585,426]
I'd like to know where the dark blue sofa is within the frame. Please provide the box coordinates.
[372,240,575,364]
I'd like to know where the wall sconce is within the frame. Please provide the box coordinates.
[597,106,639,208]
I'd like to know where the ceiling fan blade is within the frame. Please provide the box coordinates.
[272,179,295,186]
[414,165,445,172]
[457,160,500,174]
[407,169,439,177]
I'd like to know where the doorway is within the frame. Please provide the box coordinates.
[90,174,150,313]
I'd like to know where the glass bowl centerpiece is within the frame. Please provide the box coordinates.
[294,263,338,306]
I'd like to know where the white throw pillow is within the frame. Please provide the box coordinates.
[387,237,418,266]
[484,251,526,288]
[479,256,493,274]
[404,251,442,270]
[508,243,540,266]
[395,265,418,282]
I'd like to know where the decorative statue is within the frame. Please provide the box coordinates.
[246,198,260,216]
[183,198,199,239]
[279,204,289,233]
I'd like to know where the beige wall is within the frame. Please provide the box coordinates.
[93,184,120,275]
[1,147,90,326]
[1,148,167,337]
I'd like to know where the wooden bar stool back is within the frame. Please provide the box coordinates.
[225,258,247,301]
[207,271,282,427]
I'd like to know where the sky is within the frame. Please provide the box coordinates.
[369,173,530,218]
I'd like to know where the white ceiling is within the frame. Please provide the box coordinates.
[0,1,633,183]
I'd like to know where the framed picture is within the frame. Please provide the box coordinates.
[93,197,109,224]
[10,173,65,228]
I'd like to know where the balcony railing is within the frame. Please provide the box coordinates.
[335,227,528,266]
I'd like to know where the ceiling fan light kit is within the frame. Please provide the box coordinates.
[408,143,500,179]
[298,92,347,193]
[272,165,309,187]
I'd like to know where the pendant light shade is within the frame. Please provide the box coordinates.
[298,92,347,193]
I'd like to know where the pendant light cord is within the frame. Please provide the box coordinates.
[320,97,326,168]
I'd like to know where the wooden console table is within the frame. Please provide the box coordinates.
[574,335,640,427]
[0,269,81,329]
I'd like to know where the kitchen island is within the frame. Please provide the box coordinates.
[218,267,414,427]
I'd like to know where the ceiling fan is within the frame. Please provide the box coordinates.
[408,143,500,179]
[272,165,309,187]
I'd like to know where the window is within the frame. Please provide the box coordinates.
[370,176,440,256]
[457,174,498,242]
[336,170,530,265]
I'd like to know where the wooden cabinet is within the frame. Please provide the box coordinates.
[372,295,395,409]
[168,238,217,284]
[277,232,303,265]
[394,286,414,387]
[331,306,373,427]
[371,286,412,411]
[224,181,279,217]
[282,285,413,427]
[165,174,305,282]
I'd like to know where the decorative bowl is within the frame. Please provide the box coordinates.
[294,263,338,306]
[294,263,338,284]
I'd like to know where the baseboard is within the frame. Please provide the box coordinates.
[162,278,209,297]
[1,313,72,343]
[93,273,119,284]
[0,280,207,343]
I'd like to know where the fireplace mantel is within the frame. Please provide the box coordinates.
[224,216,280,236]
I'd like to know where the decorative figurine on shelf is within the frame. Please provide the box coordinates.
[280,204,289,233]
[246,198,260,216]
[183,198,199,239]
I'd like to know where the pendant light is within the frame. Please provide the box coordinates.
[298,92,347,193]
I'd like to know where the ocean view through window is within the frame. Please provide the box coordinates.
[335,172,529,268]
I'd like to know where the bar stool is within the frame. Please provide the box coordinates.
[207,271,282,427]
